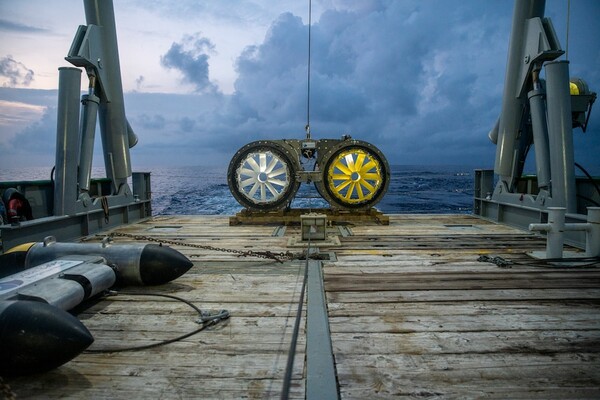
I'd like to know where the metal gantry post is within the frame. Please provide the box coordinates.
[582,208,600,257]
[545,61,577,213]
[82,0,137,193]
[527,75,551,190]
[78,88,100,193]
[54,67,82,216]
[494,0,545,187]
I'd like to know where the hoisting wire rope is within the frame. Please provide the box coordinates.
[280,3,319,392]
[282,18,317,384]
[565,0,571,60]
[281,32,316,391]
[305,0,313,139]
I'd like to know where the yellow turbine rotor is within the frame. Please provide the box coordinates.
[327,148,383,204]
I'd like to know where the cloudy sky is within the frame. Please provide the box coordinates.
[1,0,599,173]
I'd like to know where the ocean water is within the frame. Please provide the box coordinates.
[0,165,476,215]
[149,165,475,215]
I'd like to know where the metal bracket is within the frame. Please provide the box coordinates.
[66,24,112,102]
[296,171,322,183]
[517,17,563,98]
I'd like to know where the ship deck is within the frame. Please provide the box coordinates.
[6,213,600,399]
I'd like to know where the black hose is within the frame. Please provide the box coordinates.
[575,162,600,199]
[84,291,229,353]
[577,193,600,207]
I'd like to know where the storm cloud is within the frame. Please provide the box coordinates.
[0,56,34,87]
[1,0,599,171]
[161,34,218,93]
[223,1,513,157]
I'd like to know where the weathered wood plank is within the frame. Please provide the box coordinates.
[326,288,600,303]
[331,330,600,355]
[80,299,305,317]
[68,352,304,378]
[9,373,304,400]
[81,315,303,338]
[329,314,600,333]
[335,353,600,399]
[324,271,600,291]
[326,301,600,317]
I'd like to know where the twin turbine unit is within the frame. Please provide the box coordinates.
[227,137,390,212]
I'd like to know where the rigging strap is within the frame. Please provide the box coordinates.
[101,196,109,223]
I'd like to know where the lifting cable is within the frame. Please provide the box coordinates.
[281,3,316,392]
[305,0,313,139]
[84,291,229,353]
[565,0,571,60]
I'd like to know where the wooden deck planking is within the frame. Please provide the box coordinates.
[5,213,600,399]
[335,353,600,399]
[7,215,307,400]
[325,214,600,399]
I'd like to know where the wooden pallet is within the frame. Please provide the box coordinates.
[229,207,389,226]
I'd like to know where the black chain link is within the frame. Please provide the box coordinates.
[477,254,600,269]
[109,232,298,263]
[477,254,513,268]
